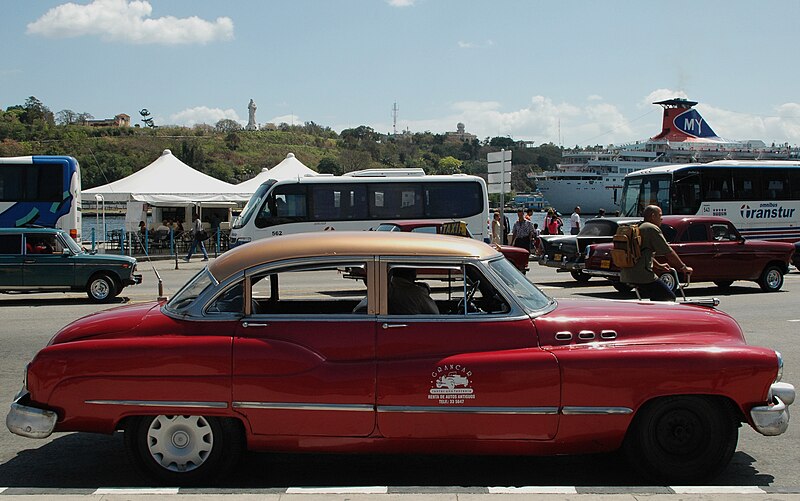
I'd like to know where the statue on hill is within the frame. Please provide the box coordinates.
[246,99,257,130]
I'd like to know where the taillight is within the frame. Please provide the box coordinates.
[69,228,78,241]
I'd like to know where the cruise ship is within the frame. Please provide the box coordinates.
[535,98,799,214]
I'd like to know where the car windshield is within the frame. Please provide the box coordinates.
[375,223,401,232]
[487,257,552,312]
[165,269,216,314]
[61,233,83,254]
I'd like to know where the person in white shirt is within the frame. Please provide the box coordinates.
[184,215,209,262]
[570,206,582,235]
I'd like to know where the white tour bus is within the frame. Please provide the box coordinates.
[619,160,800,241]
[229,169,490,247]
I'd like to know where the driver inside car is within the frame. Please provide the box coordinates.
[388,267,439,315]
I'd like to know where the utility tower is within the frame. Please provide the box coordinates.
[392,102,399,135]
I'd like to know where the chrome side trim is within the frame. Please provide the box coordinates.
[85,400,228,409]
[555,331,572,341]
[233,402,373,412]
[578,330,595,340]
[600,330,618,340]
[561,406,633,415]
[378,406,559,415]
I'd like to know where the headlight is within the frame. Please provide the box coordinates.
[776,351,784,382]
[236,237,251,245]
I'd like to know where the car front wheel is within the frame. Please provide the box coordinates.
[758,265,784,292]
[124,415,244,485]
[570,270,591,282]
[623,396,738,483]
[87,274,117,302]
[657,272,678,292]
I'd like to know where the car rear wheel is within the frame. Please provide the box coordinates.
[657,272,677,292]
[570,270,591,282]
[87,274,117,302]
[623,396,738,483]
[758,265,784,292]
[714,280,733,289]
[125,415,244,485]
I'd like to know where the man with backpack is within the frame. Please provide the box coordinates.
[619,205,692,301]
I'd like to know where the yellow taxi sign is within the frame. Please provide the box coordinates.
[439,221,469,237]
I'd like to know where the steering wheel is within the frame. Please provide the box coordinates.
[455,279,481,313]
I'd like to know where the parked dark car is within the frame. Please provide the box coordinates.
[537,218,641,281]
[793,241,800,269]
[375,220,530,273]
[0,227,141,302]
[583,216,794,293]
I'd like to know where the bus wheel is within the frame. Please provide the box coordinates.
[87,274,116,302]
[758,265,784,292]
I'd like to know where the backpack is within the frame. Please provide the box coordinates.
[610,224,642,268]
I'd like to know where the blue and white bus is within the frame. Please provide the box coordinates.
[0,156,82,241]
[619,160,800,241]
[230,170,490,246]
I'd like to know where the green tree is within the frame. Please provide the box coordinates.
[215,119,242,133]
[436,156,463,175]
[22,96,54,126]
[317,156,342,175]
[225,132,241,151]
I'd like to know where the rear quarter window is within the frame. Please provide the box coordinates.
[0,234,21,254]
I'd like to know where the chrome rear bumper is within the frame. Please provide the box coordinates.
[750,382,795,436]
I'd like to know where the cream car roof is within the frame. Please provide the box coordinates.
[208,231,500,282]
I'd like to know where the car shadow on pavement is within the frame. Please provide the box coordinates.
[0,433,774,488]
[0,296,129,307]
[575,284,783,300]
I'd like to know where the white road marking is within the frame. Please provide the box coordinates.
[489,486,578,494]
[94,488,180,495]
[285,486,388,494]
[671,486,765,494]
[788,319,800,322]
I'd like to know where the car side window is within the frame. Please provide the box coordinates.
[680,224,708,242]
[711,224,733,241]
[249,261,368,315]
[0,234,22,254]
[25,233,63,254]
[387,263,509,316]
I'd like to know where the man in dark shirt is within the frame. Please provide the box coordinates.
[620,205,693,301]
[388,268,439,315]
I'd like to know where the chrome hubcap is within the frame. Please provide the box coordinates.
[146,415,213,472]
[91,279,109,299]
[766,270,781,288]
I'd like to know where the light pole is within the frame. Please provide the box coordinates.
[94,195,105,246]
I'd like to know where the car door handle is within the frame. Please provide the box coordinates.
[242,322,268,328]
[382,323,408,329]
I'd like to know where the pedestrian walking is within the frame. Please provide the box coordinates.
[184,214,209,262]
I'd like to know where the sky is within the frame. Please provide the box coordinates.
[3,0,800,148]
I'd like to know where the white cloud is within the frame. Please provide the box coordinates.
[170,106,240,127]
[26,0,234,45]
[457,40,494,49]
[387,0,415,6]
[269,114,303,126]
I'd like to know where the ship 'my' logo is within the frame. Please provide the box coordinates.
[675,109,718,139]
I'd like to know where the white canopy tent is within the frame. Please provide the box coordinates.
[236,152,318,193]
[82,149,251,204]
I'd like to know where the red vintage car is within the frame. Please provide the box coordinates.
[7,232,794,485]
[584,216,795,293]
[375,220,530,273]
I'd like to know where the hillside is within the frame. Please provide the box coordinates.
[1,100,562,195]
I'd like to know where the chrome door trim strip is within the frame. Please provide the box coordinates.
[85,400,228,409]
[561,406,633,415]
[233,402,373,412]
[378,406,559,415]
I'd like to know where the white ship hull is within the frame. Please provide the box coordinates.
[536,174,626,214]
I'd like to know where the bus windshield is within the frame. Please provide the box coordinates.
[232,181,274,229]
[619,174,672,216]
